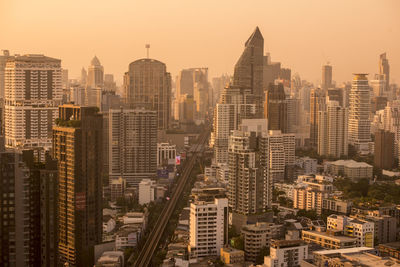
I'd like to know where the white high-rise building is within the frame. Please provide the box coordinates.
[213,87,257,164]
[348,74,371,153]
[4,54,62,149]
[138,179,155,205]
[268,130,295,183]
[318,100,348,158]
[228,121,295,221]
[189,198,228,259]
[228,129,268,215]
[109,108,157,187]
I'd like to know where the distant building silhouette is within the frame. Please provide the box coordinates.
[233,27,264,108]
[124,58,171,130]
[379,53,390,90]
[309,88,326,149]
[322,64,333,90]
[374,129,394,170]
[264,83,287,133]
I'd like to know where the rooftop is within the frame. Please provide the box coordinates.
[10,54,61,63]
[303,230,357,242]
[314,247,374,255]
[271,239,306,249]
[379,242,400,250]
[330,159,372,168]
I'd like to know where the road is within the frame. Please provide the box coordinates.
[129,128,210,267]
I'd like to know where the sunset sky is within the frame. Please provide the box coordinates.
[1,0,399,85]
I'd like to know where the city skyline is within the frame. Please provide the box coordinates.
[2,1,400,266]
[1,0,399,84]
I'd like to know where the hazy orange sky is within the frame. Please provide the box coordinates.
[1,0,399,86]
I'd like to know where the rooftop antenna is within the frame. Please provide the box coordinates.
[145,44,150,59]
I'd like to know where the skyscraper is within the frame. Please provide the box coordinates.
[322,64,333,90]
[374,129,394,170]
[310,88,326,149]
[0,151,36,267]
[228,119,294,229]
[85,56,104,108]
[228,128,268,216]
[233,27,264,102]
[176,68,195,96]
[176,68,209,121]
[348,74,371,152]
[109,108,157,187]
[192,68,209,120]
[175,94,195,123]
[21,150,59,267]
[124,58,171,130]
[0,50,13,99]
[379,53,390,91]
[268,130,295,183]
[264,83,287,133]
[318,100,348,158]
[86,56,104,88]
[80,67,87,86]
[213,87,257,164]
[53,104,103,266]
[211,74,230,105]
[4,54,62,149]
[104,74,117,92]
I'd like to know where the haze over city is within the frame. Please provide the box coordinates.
[1,0,399,84]
[2,1,400,267]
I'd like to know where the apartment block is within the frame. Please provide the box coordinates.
[188,198,228,259]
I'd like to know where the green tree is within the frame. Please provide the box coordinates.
[231,236,244,250]
[297,209,318,220]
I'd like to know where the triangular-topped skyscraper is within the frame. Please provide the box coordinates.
[233,27,264,98]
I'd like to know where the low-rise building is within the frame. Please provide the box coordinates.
[302,229,357,249]
[296,157,318,174]
[138,179,155,205]
[352,214,397,244]
[157,143,176,167]
[293,175,333,215]
[138,178,167,204]
[220,247,245,265]
[110,177,126,202]
[322,198,352,214]
[115,225,142,250]
[378,242,400,260]
[103,215,116,233]
[263,239,308,267]
[275,183,296,200]
[122,212,147,230]
[301,247,393,267]
[241,223,283,262]
[95,251,124,267]
[327,215,374,247]
[324,160,373,180]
